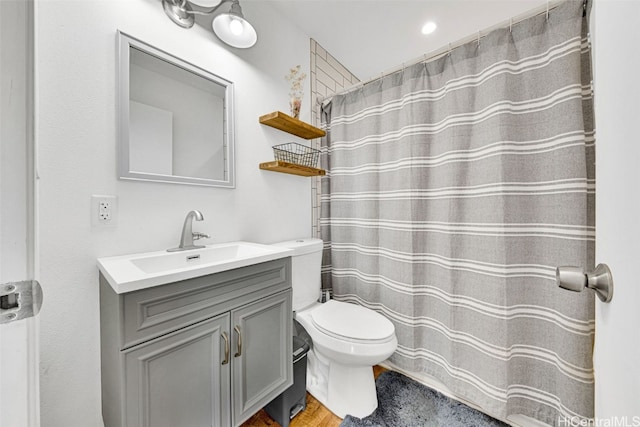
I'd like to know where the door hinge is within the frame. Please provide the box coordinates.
[0,280,42,324]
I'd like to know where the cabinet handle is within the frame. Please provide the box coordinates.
[221,332,230,365]
[234,325,242,357]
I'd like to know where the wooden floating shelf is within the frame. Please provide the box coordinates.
[259,111,326,139]
[259,161,326,177]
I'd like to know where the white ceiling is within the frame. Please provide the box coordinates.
[262,0,547,81]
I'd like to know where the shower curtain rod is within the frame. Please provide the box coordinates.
[319,0,586,105]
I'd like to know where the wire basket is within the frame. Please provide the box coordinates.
[273,143,320,168]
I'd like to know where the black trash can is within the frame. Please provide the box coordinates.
[264,334,311,427]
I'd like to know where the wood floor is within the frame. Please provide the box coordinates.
[241,366,387,427]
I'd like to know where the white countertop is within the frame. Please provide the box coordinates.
[97,241,293,294]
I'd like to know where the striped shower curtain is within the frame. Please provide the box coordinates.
[319,1,594,425]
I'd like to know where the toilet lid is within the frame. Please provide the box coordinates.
[310,300,395,342]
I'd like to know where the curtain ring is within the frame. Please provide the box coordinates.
[509,18,513,33]
[477,30,481,47]
[448,43,452,57]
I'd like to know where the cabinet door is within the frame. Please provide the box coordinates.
[231,290,293,426]
[124,313,231,427]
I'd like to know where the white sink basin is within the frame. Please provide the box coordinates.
[98,241,293,294]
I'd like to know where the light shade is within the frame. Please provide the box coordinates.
[212,13,257,48]
[162,0,258,49]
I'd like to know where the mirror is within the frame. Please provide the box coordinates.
[118,31,235,187]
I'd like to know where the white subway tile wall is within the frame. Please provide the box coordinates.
[310,39,360,237]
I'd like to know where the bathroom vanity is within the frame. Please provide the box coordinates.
[99,250,293,427]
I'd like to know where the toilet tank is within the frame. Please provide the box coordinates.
[273,238,323,311]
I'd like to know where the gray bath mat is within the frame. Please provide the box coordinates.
[340,371,508,427]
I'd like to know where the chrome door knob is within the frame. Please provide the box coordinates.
[556,264,614,303]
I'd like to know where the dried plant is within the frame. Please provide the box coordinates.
[285,65,307,101]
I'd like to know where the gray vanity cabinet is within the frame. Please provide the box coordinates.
[100,258,293,427]
[231,291,292,423]
[124,313,231,427]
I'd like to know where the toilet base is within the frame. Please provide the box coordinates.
[306,348,378,419]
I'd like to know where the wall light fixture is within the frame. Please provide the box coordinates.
[162,0,257,48]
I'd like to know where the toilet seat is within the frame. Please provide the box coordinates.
[296,302,397,367]
[310,300,395,344]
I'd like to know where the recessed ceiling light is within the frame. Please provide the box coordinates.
[421,21,437,35]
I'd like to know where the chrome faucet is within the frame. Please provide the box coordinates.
[167,210,210,252]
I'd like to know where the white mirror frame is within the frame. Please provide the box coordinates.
[117,31,235,188]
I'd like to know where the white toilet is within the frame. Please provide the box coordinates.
[275,238,398,419]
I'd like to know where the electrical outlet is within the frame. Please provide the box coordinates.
[92,195,117,227]
[99,210,111,222]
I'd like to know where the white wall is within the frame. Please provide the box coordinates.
[592,0,640,420]
[34,0,312,425]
